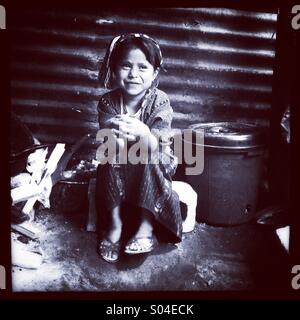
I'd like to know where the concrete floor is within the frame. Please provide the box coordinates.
[11,206,290,292]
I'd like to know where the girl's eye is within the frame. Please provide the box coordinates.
[139,65,149,70]
[121,63,131,69]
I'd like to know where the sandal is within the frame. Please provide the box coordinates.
[124,236,155,255]
[99,238,120,263]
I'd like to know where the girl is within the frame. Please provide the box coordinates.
[96,33,182,263]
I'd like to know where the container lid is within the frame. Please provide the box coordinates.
[189,122,267,149]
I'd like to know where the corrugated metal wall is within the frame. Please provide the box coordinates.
[9,7,278,157]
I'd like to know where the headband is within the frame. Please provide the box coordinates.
[99,33,164,89]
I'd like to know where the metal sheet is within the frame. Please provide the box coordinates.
[9,7,278,155]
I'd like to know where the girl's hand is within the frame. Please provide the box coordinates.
[110,114,150,141]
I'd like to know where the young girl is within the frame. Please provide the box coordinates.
[96,33,182,263]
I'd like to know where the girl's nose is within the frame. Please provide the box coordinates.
[128,66,138,78]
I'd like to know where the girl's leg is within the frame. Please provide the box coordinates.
[134,209,153,238]
[106,205,122,243]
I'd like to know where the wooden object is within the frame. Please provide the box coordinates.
[11,222,39,240]
[86,178,97,232]
[22,143,66,215]
[11,182,39,204]
[11,241,42,269]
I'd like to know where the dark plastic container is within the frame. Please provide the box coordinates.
[50,180,89,214]
[183,122,266,226]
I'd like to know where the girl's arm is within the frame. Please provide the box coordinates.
[97,94,125,149]
[97,93,120,129]
[97,103,115,129]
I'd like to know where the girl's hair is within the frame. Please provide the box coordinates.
[99,34,163,89]
[110,35,162,72]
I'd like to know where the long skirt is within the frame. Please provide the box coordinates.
[95,161,182,243]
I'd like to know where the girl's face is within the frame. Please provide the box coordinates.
[114,48,158,98]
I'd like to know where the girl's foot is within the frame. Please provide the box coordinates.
[99,238,120,263]
[99,205,122,262]
[124,236,155,254]
[124,211,155,254]
[99,226,122,263]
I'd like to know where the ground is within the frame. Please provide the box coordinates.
[11,206,290,293]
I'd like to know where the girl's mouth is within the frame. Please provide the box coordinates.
[126,82,140,85]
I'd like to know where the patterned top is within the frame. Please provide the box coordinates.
[119,94,143,119]
[97,87,174,146]
[97,87,177,175]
